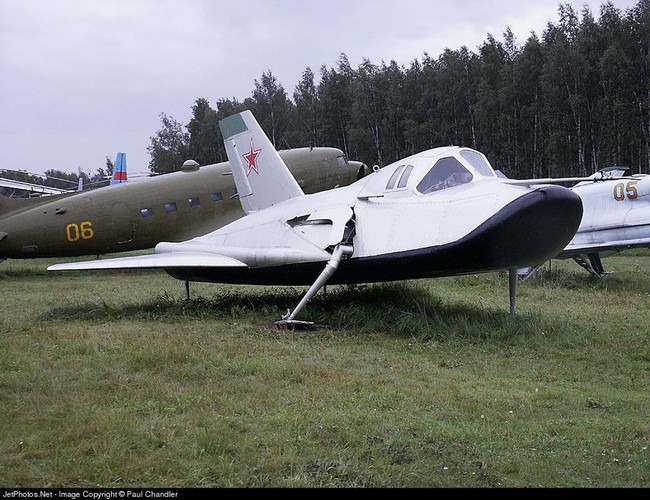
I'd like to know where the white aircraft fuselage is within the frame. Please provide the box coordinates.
[152,146,583,285]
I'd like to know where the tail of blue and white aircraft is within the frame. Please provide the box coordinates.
[219,110,304,214]
[111,152,128,185]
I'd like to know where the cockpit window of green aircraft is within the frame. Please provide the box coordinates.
[416,157,473,194]
[140,208,153,217]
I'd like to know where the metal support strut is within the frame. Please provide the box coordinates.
[572,252,608,277]
[275,244,353,327]
[509,268,517,316]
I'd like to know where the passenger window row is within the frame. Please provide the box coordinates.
[140,192,223,218]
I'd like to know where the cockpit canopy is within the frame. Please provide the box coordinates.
[417,148,498,194]
[380,147,497,195]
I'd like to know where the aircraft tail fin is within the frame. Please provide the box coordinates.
[219,110,304,214]
[111,152,128,185]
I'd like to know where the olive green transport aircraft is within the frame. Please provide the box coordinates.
[0,148,367,262]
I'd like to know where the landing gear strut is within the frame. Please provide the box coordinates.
[274,244,353,329]
[509,268,517,316]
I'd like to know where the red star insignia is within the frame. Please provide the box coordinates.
[242,139,261,176]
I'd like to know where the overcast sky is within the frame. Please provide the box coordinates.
[0,0,639,176]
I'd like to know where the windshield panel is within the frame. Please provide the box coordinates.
[460,150,495,177]
[416,157,473,194]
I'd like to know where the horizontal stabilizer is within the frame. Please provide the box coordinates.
[47,252,247,271]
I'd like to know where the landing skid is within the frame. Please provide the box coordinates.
[273,319,327,331]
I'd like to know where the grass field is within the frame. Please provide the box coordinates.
[0,251,648,488]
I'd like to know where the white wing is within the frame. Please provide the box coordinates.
[47,252,246,271]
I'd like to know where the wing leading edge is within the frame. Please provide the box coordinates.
[47,252,247,271]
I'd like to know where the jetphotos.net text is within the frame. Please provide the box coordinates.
[2,491,179,500]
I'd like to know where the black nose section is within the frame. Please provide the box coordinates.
[471,185,583,269]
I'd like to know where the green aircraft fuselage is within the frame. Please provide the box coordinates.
[0,147,365,260]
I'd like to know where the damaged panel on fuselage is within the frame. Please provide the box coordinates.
[287,206,355,250]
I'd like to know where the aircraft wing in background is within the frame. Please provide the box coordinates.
[0,177,72,196]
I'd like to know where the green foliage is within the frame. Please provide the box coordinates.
[293,67,320,147]
[250,71,295,150]
[186,98,222,167]
[148,1,648,177]
[147,113,190,174]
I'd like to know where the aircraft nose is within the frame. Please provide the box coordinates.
[482,185,583,268]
